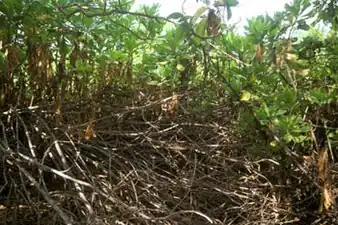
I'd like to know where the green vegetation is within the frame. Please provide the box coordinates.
[0,0,337,224]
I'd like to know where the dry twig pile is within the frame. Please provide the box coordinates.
[0,89,337,225]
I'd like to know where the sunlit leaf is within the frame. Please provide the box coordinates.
[37,14,51,21]
[148,80,160,85]
[285,53,298,61]
[191,6,207,25]
[176,64,185,72]
[270,140,278,147]
[284,133,293,143]
[158,61,169,65]
[195,17,207,37]
[240,90,251,102]
[110,51,127,60]
[297,69,310,76]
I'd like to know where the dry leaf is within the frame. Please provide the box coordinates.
[317,147,334,212]
[323,187,334,210]
[161,93,179,118]
[256,44,262,63]
[318,147,328,181]
[85,119,96,140]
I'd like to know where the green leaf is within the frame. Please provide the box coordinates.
[55,0,70,4]
[297,20,310,30]
[263,103,270,117]
[75,60,91,72]
[307,89,330,104]
[284,133,293,143]
[110,51,127,60]
[167,12,184,20]
[296,131,309,142]
[226,6,232,20]
[83,16,94,28]
[0,51,6,66]
[226,0,239,7]
[191,6,207,25]
[195,17,207,37]
[178,21,191,37]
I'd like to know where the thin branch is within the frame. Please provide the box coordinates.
[53,1,174,24]
[16,164,74,225]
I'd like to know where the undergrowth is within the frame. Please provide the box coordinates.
[0,87,337,225]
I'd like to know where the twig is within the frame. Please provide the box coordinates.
[16,165,74,225]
